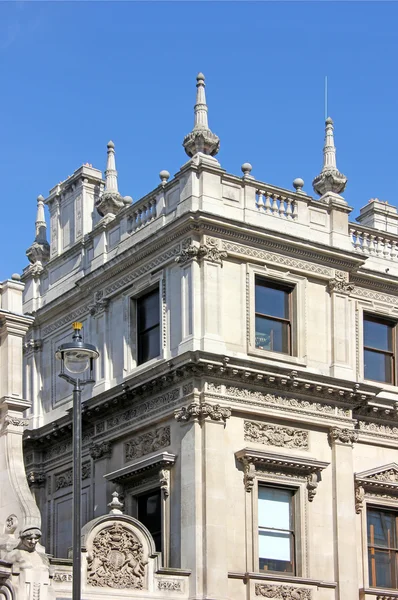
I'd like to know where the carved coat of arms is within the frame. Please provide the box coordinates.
[87,523,146,589]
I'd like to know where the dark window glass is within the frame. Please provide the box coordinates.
[258,486,295,574]
[137,289,160,365]
[368,507,398,589]
[364,316,395,384]
[137,490,162,552]
[255,280,292,354]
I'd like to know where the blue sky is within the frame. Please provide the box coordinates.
[1,1,397,281]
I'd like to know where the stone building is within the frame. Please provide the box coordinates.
[21,73,398,600]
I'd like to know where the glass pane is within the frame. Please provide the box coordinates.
[138,326,160,364]
[368,510,397,548]
[255,283,289,319]
[255,316,289,353]
[364,349,392,383]
[137,289,160,332]
[259,556,294,573]
[364,318,392,351]
[258,487,292,529]
[137,490,162,551]
[259,531,291,561]
[368,549,395,588]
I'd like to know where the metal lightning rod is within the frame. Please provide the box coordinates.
[325,76,328,120]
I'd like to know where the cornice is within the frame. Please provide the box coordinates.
[104,451,176,483]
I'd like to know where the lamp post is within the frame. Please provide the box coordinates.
[55,322,99,600]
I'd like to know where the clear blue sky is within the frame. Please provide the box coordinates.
[1,1,397,281]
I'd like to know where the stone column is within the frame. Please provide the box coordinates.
[329,427,359,600]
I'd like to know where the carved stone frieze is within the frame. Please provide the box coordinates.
[255,583,312,599]
[53,572,72,582]
[106,390,179,432]
[244,420,309,450]
[174,402,231,423]
[4,416,29,427]
[157,580,182,592]
[90,441,112,460]
[358,421,398,438]
[124,426,170,462]
[55,463,91,490]
[329,427,358,446]
[87,523,146,589]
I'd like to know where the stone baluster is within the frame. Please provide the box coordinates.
[369,234,376,255]
[291,199,298,219]
[271,194,279,215]
[256,190,265,211]
[376,236,384,257]
[384,238,391,259]
[285,197,292,219]
[362,232,370,254]
[264,192,272,214]
[278,196,286,218]
[354,230,362,251]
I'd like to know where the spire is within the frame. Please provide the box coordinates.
[26,195,50,272]
[105,140,118,193]
[312,117,347,196]
[183,73,220,158]
[96,140,126,219]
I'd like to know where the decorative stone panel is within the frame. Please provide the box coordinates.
[55,462,90,490]
[244,420,309,450]
[124,426,170,462]
[174,402,231,423]
[255,584,312,599]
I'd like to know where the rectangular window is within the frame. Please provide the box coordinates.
[137,288,160,365]
[368,507,398,589]
[258,486,295,574]
[255,279,292,354]
[364,315,396,384]
[137,489,162,552]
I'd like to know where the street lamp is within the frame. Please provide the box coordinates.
[55,322,99,600]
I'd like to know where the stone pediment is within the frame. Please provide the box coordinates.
[355,463,398,491]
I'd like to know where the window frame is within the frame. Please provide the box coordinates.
[254,278,293,355]
[136,287,161,366]
[363,313,397,385]
[247,264,307,367]
[257,483,297,575]
[366,504,398,590]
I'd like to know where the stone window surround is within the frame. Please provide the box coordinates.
[123,270,166,375]
[356,300,398,393]
[104,451,176,568]
[247,264,308,368]
[236,448,329,578]
[355,464,398,594]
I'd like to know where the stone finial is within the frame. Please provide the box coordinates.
[241,163,254,179]
[26,195,50,270]
[108,491,124,515]
[96,141,125,218]
[293,178,305,194]
[183,73,220,158]
[159,170,170,185]
[312,117,347,196]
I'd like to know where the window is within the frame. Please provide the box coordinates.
[137,288,160,365]
[255,279,292,354]
[137,489,162,552]
[368,507,398,589]
[258,486,295,574]
[364,315,396,384]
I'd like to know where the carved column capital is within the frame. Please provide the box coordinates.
[27,470,46,488]
[175,238,227,266]
[174,402,231,424]
[89,441,112,460]
[329,427,358,446]
[327,271,354,295]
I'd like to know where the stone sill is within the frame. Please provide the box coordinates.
[228,571,337,589]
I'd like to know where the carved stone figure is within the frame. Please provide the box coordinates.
[3,528,48,571]
[87,523,147,589]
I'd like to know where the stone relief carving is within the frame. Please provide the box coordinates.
[4,416,29,427]
[328,271,355,294]
[182,382,194,395]
[359,421,398,437]
[367,468,398,483]
[124,426,170,462]
[329,427,358,446]
[107,390,179,431]
[255,583,312,599]
[53,572,72,582]
[55,463,90,490]
[355,484,365,514]
[157,580,182,592]
[88,290,110,317]
[159,468,170,498]
[243,460,256,493]
[244,420,309,450]
[23,339,43,354]
[87,523,146,589]
[27,471,46,488]
[352,286,398,307]
[89,441,112,460]
[175,402,231,423]
[5,515,18,534]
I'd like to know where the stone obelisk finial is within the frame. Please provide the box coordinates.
[26,195,50,272]
[312,117,347,196]
[183,73,220,157]
[96,141,126,218]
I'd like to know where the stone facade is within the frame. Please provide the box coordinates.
[19,74,398,600]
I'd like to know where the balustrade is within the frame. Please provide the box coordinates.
[256,190,298,220]
[128,196,157,233]
[350,227,398,261]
